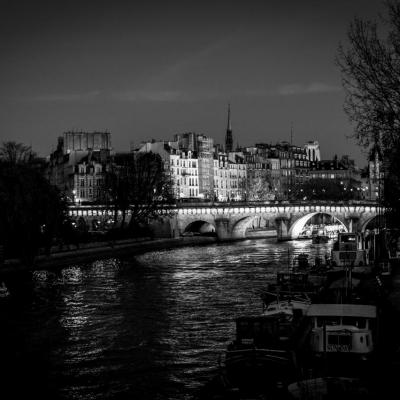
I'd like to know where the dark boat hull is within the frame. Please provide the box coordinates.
[225,348,297,389]
[312,235,330,244]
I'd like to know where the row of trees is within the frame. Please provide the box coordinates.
[289,178,364,202]
[0,142,173,263]
[244,174,365,202]
[0,142,67,263]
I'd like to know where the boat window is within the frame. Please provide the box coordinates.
[328,335,338,345]
[339,335,351,346]
[340,235,356,243]
[360,336,364,343]
[328,334,351,346]
[317,317,340,326]
[366,335,369,347]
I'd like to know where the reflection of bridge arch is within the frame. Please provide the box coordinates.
[288,212,348,239]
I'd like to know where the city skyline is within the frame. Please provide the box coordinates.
[0,0,387,166]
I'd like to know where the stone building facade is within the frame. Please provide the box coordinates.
[47,132,112,203]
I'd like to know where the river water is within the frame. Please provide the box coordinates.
[1,238,332,400]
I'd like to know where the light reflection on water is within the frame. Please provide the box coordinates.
[3,239,332,399]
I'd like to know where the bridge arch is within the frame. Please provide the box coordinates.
[360,214,386,232]
[231,216,254,239]
[183,220,216,236]
[231,215,278,239]
[288,212,348,239]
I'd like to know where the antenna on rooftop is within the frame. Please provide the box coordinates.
[290,121,293,146]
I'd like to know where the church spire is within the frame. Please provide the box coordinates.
[225,103,233,152]
[227,103,232,131]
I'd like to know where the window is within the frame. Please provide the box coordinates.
[328,334,351,347]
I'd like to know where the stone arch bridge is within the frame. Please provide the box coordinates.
[68,202,381,241]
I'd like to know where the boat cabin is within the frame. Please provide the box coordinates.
[337,233,358,251]
[277,271,309,286]
[234,315,292,348]
[233,300,309,349]
[307,304,377,355]
[331,232,369,268]
[267,271,318,294]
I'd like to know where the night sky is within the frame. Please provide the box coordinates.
[0,0,387,165]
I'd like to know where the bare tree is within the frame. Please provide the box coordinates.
[336,0,400,222]
[0,141,35,164]
[104,152,174,234]
[128,152,174,229]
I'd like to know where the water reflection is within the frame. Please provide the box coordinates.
[3,239,332,399]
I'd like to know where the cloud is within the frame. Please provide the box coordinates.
[25,81,341,104]
[278,82,342,96]
[27,89,190,103]
[31,90,102,102]
[112,90,191,102]
[112,89,226,102]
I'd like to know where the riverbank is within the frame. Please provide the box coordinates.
[0,236,218,275]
